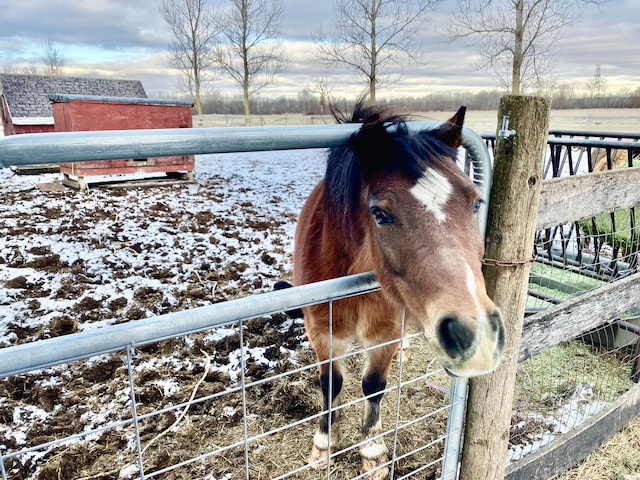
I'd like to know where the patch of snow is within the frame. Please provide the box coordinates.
[507,382,609,464]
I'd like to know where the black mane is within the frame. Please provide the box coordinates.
[324,102,459,231]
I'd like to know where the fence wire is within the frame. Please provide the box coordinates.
[0,299,454,479]
[499,132,640,470]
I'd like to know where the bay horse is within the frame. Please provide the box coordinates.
[291,104,504,478]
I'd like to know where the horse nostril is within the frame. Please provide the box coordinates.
[488,308,505,349]
[437,316,474,359]
[488,309,502,333]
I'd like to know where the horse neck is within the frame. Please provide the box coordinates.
[322,200,375,275]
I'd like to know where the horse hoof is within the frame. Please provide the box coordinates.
[308,445,334,469]
[361,454,390,479]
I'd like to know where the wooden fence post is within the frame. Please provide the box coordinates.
[459,96,550,480]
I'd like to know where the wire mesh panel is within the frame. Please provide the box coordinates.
[498,131,640,470]
[0,301,455,479]
[508,325,638,464]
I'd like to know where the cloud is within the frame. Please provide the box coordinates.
[0,0,638,98]
[1,0,167,49]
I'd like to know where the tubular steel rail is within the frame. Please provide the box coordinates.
[0,273,379,378]
[0,122,493,480]
[482,130,640,179]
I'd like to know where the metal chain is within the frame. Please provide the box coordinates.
[481,255,537,267]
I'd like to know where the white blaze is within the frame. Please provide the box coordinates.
[465,262,483,320]
[410,168,452,223]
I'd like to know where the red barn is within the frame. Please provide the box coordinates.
[0,74,147,136]
[50,94,195,189]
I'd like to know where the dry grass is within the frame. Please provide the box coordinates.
[182,333,453,480]
[554,414,640,480]
[509,334,639,480]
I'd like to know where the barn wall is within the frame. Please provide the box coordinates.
[52,99,193,132]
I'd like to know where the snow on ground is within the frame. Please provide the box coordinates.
[0,149,325,346]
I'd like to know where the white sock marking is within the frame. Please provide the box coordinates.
[313,431,330,450]
[410,169,452,224]
[360,437,388,459]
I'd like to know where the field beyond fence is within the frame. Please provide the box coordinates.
[193,108,640,133]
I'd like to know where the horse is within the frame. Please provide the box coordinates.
[591,147,628,171]
[290,103,505,478]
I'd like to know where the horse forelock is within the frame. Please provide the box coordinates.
[324,103,459,234]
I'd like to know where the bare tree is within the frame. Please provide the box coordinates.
[215,0,285,115]
[161,0,218,114]
[42,40,65,77]
[42,40,65,76]
[307,76,333,114]
[447,0,608,94]
[316,0,440,103]
[21,64,41,75]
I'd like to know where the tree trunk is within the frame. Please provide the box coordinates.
[193,70,203,115]
[459,95,550,480]
[511,0,524,94]
[243,83,250,115]
[369,0,377,103]
[242,0,251,115]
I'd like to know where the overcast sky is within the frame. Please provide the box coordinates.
[0,0,638,100]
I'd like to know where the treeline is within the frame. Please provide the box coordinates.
[157,87,640,115]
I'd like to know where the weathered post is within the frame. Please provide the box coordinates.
[459,96,550,480]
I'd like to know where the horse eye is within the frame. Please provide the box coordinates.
[473,200,484,214]
[370,206,394,225]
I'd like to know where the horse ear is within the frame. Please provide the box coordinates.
[430,106,466,149]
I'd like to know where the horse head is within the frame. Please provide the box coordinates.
[344,105,504,377]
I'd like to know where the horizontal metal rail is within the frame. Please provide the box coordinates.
[546,137,640,149]
[484,129,640,141]
[549,129,640,140]
[481,135,639,150]
[0,273,379,378]
[0,122,487,167]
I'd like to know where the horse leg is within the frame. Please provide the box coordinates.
[309,351,345,469]
[360,342,397,479]
[399,320,410,362]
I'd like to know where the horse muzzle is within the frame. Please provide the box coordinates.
[434,307,505,378]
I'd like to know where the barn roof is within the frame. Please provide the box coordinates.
[0,74,147,120]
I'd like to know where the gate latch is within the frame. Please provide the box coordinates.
[498,116,516,138]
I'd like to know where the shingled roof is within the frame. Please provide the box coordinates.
[0,74,147,119]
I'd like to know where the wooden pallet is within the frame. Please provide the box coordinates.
[62,171,194,190]
[15,164,60,175]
